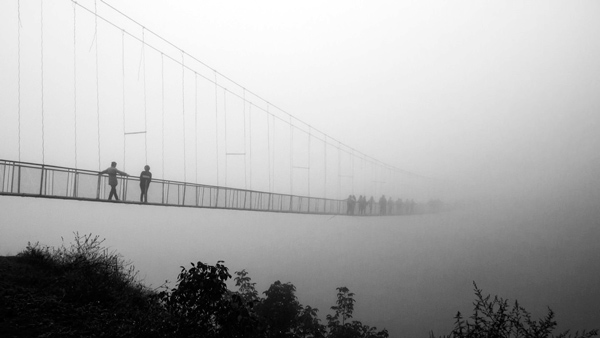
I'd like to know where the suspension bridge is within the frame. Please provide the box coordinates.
[0,0,443,215]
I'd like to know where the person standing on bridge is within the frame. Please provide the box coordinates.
[139,165,152,203]
[379,195,387,215]
[99,162,129,201]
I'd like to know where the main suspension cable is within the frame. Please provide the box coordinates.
[77,0,431,182]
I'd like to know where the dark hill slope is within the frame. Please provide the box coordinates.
[0,255,156,338]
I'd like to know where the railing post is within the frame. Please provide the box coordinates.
[96,174,101,200]
[17,165,22,194]
[66,171,71,198]
[39,165,46,196]
[215,188,219,208]
[123,177,128,202]
[74,172,78,198]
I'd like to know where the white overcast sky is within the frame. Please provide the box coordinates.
[1,0,600,201]
[91,0,600,197]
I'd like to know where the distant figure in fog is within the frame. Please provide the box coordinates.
[379,195,387,215]
[357,195,362,214]
[358,195,367,215]
[368,196,374,214]
[99,162,129,201]
[347,195,357,215]
[139,165,152,203]
[407,199,415,214]
[388,197,394,215]
[396,198,403,215]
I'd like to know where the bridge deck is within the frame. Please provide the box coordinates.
[0,160,414,216]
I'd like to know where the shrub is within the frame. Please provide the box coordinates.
[155,260,258,338]
[12,233,157,337]
[432,282,598,338]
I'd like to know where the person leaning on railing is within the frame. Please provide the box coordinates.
[99,162,129,201]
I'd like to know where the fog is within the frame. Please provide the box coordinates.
[2,0,600,336]
[2,184,600,336]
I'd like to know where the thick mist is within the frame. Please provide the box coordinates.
[2,1,600,336]
[2,178,599,336]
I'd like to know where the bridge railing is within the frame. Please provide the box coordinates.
[1,159,389,215]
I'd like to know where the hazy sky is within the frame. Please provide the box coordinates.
[2,2,600,335]
[1,0,600,201]
[120,0,600,179]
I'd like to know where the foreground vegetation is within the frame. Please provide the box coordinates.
[0,233,596,337]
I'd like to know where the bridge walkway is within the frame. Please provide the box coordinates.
[0,160,408,216]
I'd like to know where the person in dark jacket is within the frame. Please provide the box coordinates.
[99,162,129,201]
[379,195,387,215]
[358,195,367,215]
[347,195,357,215]
[139,165,152,203]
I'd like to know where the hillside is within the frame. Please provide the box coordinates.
[0,254,156,338]
[1,235,597,338]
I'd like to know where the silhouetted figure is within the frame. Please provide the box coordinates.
[396,198,403,215]
[347,195,357,215]
[139,165,152,203]
[379,195,387,215]
[358,195,367,215]
[357,195,362,214]
[388,197,394,215]
[407,199,415,214]
[99,162,128,201]
[368,196,374,214]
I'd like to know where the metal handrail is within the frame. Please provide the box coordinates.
[0,159,422,216]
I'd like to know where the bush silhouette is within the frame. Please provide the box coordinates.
[7,234,597,337]
[432,282,598,338]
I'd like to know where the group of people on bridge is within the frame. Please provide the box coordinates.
[99,162,152,203]
[98,161,426,215]
[346,194,416,216]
